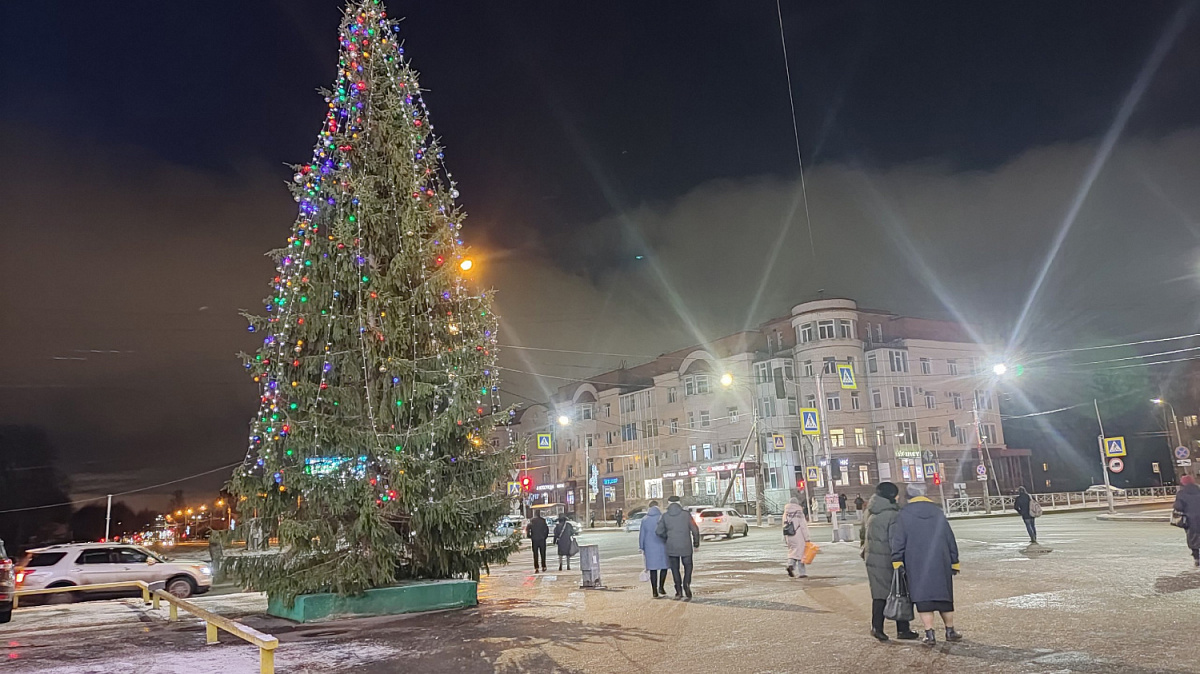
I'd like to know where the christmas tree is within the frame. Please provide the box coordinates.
[227,0,516,604]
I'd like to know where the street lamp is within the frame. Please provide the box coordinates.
[1152,398,1185,473]
[720,372,734,388]
[557,414,570,427]
[991,363,1008,376]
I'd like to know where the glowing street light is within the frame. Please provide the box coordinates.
[557,414,571,426]
[992,363,1008,376]
[720,373,734,388]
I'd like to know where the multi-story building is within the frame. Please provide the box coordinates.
[504,297,1032,518]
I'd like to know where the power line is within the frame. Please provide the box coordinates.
[1034,332,1200,355]
[0,461,244,514]
[774,0,816,265]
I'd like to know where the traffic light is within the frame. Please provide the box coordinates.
[932,473,942,486]
[520,454,527,462]
[796,479,806,491]
[520,476,533,492]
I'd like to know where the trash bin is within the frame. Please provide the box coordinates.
[832,523,855,543]
[579,544,602,588]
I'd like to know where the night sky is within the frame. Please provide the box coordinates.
[3,1,1199,506]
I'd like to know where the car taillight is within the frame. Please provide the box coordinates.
[713,517,723,523]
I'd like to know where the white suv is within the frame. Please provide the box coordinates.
[697,508,750,539]
[17,544,212,601]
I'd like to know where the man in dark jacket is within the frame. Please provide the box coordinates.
[892,483,962,646]
[1013,486,1037,544]
[839,493,848,513]
[526,512,549,573]
[1173,475,1200,566]
[656,496,700,599]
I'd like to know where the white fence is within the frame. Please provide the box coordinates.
[944,486,1178,516]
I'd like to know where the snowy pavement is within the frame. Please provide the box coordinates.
[2,506,1197,673]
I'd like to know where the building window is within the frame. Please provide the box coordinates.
[700,410,711,427]
[606,431,616,445]
[925,391,936,409]
[859,465,871,486]
[767,465,780,490]
[948,420,958,441]
[703,443,713,460]
[920,358,931,375]
[718,442,727,455]
[1185,415,1199,428]
[760,397,775,418]
[687,411,695,428]
[690,444,698,461]
[728,406,739,424]
[854,428,867,446]
[804,360,814,377]
[867,353,878,373]
[889,350,909,373]
[818,320,836,340]
[668,387,678,403]
[642,420,658,438]
[876,427,886,446]
[848,391,860,410]
[835,459,851,487]
[805,393,816,408]
[952,393,963,410]
[928,427,941,445]
[731,440,742,456]
[871,389,883,409]
[838,319,854,339]
[799,323,814,343]
[695,375,710,394]
[823,357,837,374]
[947,359,958,375]
[756,362,772,384]
[787,396,799,416]
[669,419,678,435]
[622,423,637,441]
[606,458,615,473]
[899,458,924,483]
[956,426,968,444]
[684,377,695,396]
[829,428,845,447]
[897,421,918,445]
[586,434,595,448]
[706,475,718,495]
[892,386,913,408]
[578,404,593,420]
[981,423,997,444]
[826,393,841,411]
[621,396,636,413]
[974,390,994,410]
[783,360,794,381]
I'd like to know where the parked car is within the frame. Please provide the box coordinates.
[1085,485,1127,496]
[697,508,749,539]
[496,515,525,538]
[0,541,14,623]
[623,512,647,532]
[16,543,212,602]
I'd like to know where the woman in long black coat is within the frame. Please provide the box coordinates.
[552,515,576,571]
[861,482,918,642]
[1173,475,1200,566]
[892,483,962,646]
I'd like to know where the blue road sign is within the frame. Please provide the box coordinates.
[1103,436,1126,458]
[537,433,552,450]
[801,409,820,436]
[837,363,857,390]
[1176,446,1190,460]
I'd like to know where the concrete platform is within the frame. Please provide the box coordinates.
[266,579,477,623]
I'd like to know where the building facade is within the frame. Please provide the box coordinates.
[498,298,1030,518]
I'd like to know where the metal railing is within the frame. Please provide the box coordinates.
[13,581,279,673]
[944,486,1178,515]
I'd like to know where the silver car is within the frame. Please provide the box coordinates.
[18,543,212,601]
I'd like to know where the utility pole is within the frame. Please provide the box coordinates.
[105,494,112,542]
[583,435,590,528]
[1094,399,1116,514]
[972,398,1002,513]
[815,374,841,540]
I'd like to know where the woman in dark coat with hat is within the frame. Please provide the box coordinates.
[1173,475,1200,566]
[860,482,919,642]
[892,483,962,646]
[553,514,577,571]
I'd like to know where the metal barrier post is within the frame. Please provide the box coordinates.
[153,594,160,610]
[206,622,219,645]
[260,646,275,674]
[169,602,178,622]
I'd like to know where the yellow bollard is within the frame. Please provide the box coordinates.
[169,602,178,622]
[206,621,219,645]
[260,647,275,674]
[153,594,160,610]
[11,595,18,610]
[141,585,150,605]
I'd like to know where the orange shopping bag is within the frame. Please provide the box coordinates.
[801,541,819,565]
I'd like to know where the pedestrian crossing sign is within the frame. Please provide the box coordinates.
[507,481,520,497]
[800,408,820,436]
[806,466,820,482]
[772,434,786,450]
[837,363,857,390]
[537,433,552,450]
[1103,436,1126,458]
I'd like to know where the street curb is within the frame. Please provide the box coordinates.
[1094,514,1171,522]
[946,500,1175,520]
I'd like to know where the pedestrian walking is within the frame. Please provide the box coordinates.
[1013,486,1038,544]
[589,511,596,528]
[615,508,624,527]
[526,511,549,573]
[854,493,866,513]
[860,482,919,642]
[638,500,669,597]
[783,497,811,578]
[656,495,700,599]
[839,493,848,513]
[552,514,576,571]
[1173,475,1200,566]
[892,483,962,646]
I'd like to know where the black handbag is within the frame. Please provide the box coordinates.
[1171,509,1188,529]
[783,520,796,537]
[884,566,914,622]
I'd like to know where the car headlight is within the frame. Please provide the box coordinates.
[199,565,213,576]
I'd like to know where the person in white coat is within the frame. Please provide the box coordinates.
[783,497,811,578]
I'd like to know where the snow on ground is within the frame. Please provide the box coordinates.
[9,641,404,674]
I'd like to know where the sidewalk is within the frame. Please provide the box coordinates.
[1095,508,1172,522]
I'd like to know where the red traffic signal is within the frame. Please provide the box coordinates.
[932,473,942,486]
[796,479,806,491]
[520,476,533,492]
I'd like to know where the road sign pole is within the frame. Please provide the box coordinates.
[815,375,841,540]
[1094,399,1116,515]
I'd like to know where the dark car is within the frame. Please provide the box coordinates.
[0,541,14,623]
